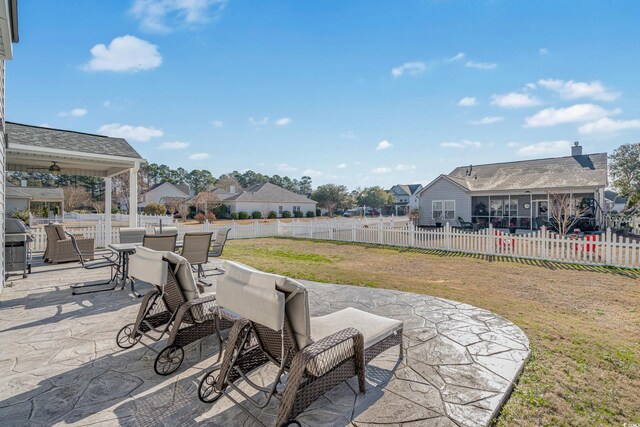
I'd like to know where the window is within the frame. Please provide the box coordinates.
[508,199,518,217]
[278,205,283,214]
[444,200,455,220]
[432,200,455,221]
[293,206,301,212]
[432,201,443,221]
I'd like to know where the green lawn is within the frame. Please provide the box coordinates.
[223,238,640,426]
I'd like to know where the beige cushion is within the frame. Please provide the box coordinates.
[164,251,200,302]
[128,246,168,287]
[154,226,178,236]
[216,261,312,349]
[310,307,403,349]
[52,223,66,240]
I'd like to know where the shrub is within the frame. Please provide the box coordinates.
[194,212,206,223]
[316,208,321,217]
[11,209,30,225]
[282,210,292,218]
[213,204,229,219]
[267,211,277,219]
[251,211,262,219]
[306,211,315,218]
[143,203,167,215]
[230,212,239,220]
[294,210,304,218]
[206,212,216,222]
[238,211,249,220]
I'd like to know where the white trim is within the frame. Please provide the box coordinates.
[7,143,143,164]
[0,0,14,60]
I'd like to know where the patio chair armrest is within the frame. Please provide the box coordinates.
[174,294,218,326]
[277,327,364,426]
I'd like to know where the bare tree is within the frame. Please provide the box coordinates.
[548,193,591,235]
[191,192,221,213]
[63,186,92,211]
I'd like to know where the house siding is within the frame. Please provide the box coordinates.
[1,59,6,293]
[418,179,471,226]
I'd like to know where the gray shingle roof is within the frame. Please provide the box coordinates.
[224,182,316,204]
[447,153,608,192]
[6,186,65,200]
[6,122,143,159]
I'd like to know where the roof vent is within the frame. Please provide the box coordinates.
[572,141,583,156]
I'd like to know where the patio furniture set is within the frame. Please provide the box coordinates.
[52,222,405,426]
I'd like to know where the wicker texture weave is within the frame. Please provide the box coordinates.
[44,224,95,264]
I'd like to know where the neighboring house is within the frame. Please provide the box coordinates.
[138,182,191,212]
[0,0,19,293]
[6,185,64,216]
[417,142,607,230]
[604,190,628,214]
[221,182,317,217]
[387,184,423,215]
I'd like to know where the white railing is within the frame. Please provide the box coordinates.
[28,212,176,226]
[29,217,639,269]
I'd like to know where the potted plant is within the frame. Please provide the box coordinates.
[433,211,442,228]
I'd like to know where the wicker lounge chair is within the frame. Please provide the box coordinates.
[119,227,147,244]
[44,223,95,264]
[181,232,214,279]
[116,247,235,375]
[143,234,177,252]
[153,226,178,236]
[198,261,404,427]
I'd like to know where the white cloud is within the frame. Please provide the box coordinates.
[84,35,162,73]
[395,164,416,171]
[130,0,227,33]
[277,163,298,172]
[448,52,465,62]
[376,140,393,150]
[340,131,355,139]
[103,100,111,108]
[211,120,223,128]
[539,48,549,55]
[249,117,269,126]
[524,104,619,128]
[538,79,620,101]
[440,140,482,149]
[158,141,189,150]
[524,82,537,90]
[371,167,392,174]
[302,169,323,177]
[58,108,87,117]
[578,118,640,134]
[336,163,347,169]
[391,61,426,78]
[491,92,542,108]
[457,97,477,107]
[516,140,572,157]
[465,60,497,70]
[97,123,163,142]
[469,116,504,125]
[189,152,210,160]
[274,117,292,126]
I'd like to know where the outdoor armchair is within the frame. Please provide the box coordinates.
[181,232,214,279]
[116,247,235,375]
[198,261,404,427]
[119,227,147,244]
[44,223,95,264]
[457,216,474,230]
[143,234,177,252]
[153,226,178,236]
[68,232,120,295]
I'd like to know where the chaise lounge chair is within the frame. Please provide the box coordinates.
[198,261,403,427]
[116,247,235,375]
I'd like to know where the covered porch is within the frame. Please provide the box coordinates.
[5,122,144,242]
[470,189,603,231]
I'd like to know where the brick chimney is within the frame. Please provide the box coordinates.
[571,141,583,156]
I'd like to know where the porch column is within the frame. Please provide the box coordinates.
[529,193,533,230]
[104,177,112,246]
[129,163,140,228]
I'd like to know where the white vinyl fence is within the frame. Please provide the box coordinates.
[29,212,176,226]
[29,218,640,269]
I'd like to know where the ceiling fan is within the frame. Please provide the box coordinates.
[27,161,62,173]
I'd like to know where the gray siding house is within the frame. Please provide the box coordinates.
[418,143,608,230]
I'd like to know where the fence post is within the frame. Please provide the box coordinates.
[276,219,281,236]
[351,220,356,242]
[487,224,494,255]
[409,222,416,247]
[605,227,612,265]
[445,222,451,250]
[378,219,384,244]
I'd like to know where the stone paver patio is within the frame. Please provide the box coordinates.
[0,258,530,426]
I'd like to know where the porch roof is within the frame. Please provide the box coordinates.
[6,185,64,202]
[6,122,144,178]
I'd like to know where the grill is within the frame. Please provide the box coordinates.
[5,218,33,279]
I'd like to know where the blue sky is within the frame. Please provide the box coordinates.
[7,0,640,189]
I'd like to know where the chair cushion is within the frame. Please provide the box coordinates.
[51,223,67,240]
[164,251,200,302]
[128,246,168,287]
[310,307,403,349]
